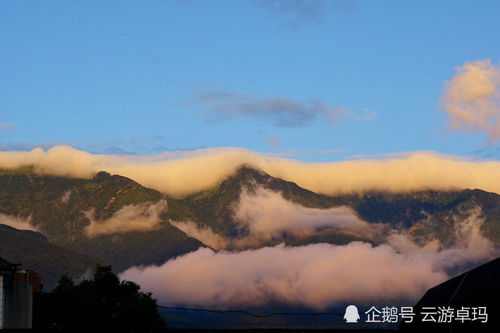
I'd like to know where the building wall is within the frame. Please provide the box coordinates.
[4,285,32,328]
[0,265,39,329]
[0,275,3,329]
[3,271,33,329]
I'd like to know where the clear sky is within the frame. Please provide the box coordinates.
[0,0,499,161]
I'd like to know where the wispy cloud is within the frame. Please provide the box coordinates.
[0,122,14,132]
[0,213,39,232]
[197,92,351,127]
[255,0,327,29]
[169,220,229,250]
[254,0,355,30]
[468,145,500,159]
[83,200,168,237]
[442,59,500,141]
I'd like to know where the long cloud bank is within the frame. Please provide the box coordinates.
[121,243,447,309]
[3,145,500,196]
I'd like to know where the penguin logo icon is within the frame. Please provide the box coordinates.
[344,305,360,323]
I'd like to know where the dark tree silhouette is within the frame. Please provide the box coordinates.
[34,265,166,332]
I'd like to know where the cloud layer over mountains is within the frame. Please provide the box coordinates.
[3,145,500,197]
[123,204,496,309]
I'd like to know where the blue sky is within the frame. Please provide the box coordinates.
[0,0,499,161]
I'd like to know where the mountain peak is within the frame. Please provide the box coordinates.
[188,164,339,210]
[232,165,271,183]
[93,171,112,181]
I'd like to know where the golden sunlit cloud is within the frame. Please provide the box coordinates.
[3,145,500,196]
[442,59,500,140]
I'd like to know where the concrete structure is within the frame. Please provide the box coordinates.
[0,257,41,329]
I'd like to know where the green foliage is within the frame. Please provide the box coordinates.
[34,265,167,332]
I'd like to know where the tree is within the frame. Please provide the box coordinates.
[34,265,166,332]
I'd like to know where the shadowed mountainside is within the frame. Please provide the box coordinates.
[178,166,500,247]
[0,224,97,288]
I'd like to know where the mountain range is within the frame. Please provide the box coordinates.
[1,165,499,289]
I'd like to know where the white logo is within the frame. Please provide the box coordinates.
[344,305,360,323]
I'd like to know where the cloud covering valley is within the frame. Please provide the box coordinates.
[123,200,497,309]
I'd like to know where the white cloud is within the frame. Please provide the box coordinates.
[122,207,496,309]
[233,187,385,239]
[84,200,167,237]
[121,243,446,309]
[0,213,39,232]
[169,220,229,250]
[3,145,500,197]
[169,187,386,250]
[442,59,500,140]
[387,207,495,271]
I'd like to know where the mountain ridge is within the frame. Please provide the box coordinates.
[1,165,499,289]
